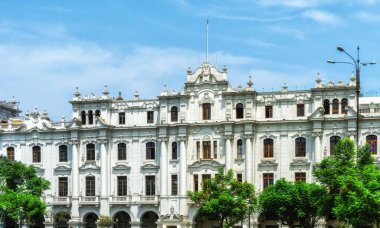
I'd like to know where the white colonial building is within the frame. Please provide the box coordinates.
[0,62,379,228]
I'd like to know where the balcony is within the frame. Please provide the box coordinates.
[79,196,99,205]
[53,196,71,206]
[139,195,160,205]
[110,195,132,205]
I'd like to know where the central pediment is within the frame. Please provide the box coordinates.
[186,63,227,84]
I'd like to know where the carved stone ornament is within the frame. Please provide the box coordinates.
[243,134,254,139]
[224,135,234,140]
[69,140,79,145]
[176,136,187,142]
[312,131,323,138]
[157,137,168,142]
[98,138,108,144]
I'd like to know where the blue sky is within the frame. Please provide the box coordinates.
[1,0,380,120]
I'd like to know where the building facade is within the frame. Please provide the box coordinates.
[0,62,379,228]
[0,97,20,122]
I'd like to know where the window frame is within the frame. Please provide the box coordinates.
[145,175,156,196]
[263,173,274,189]
[263,139,274,158]
[86,176,96,196]
[330,136,341,155]
[297,104,305,117]
[118,143,127,160]
[332,99,339,114]
[6,147,15,161]
[323,99,330,114]
[117,176,128,196]
[341,98,348,114]
[295,137,306,157]
[171,175,178,196]
[366,135,377,154]
[88,110,94,124]
[237,139,244,158]
[119,112,125,125]
[86,143,96,161]
[171,142,178,160]
[193,174,199,192]
[236,103,244,119]
[202,141,211,159]
[32,146,41,163]
[295,172,306,182]
[58,177,68,197]
[147,111,154,123]
[202,103,211,120]
[265,106,273,118]
[81,111,86,125]
[59,145,68,162]
[146,142,156,160]
[171,106,178,122]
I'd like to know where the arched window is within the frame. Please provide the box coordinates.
[263,139,274,158]
[118,143,127,160]
[236,103,244,119]
[95,110,100,117]
[88,110,94,124]
[172,142,178,159]
[237,139,243,158]
[32,146,41,163]
[146,142,155,160]
[323,99,330,114]
[366,135,377,154]
[171,106,178,122]
[341,98,348,114]
[295,137,306,157]
[202,103,211,120]
[332,99,339,114]
[59,145,68,162]
[202,141,211,159]
[86,144,95,161]
[81,111,86,125]
[6,147,15,161]
[330,136,341,155]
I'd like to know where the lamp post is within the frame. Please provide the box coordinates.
[19,208,23,228]
[1,206,6,228]
[327,46,376,145]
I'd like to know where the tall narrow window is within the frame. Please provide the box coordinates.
[332,99,339,114]
[263,173,274,189]
[323,99,330,114]
[330,136,341,155]
[6,147,15,161]
[366,135,377,154]
[147,111,154,123]
[213,141,217,159]
[119,112,125,124]
[88,110,94,124]
[237,139,243,158]
[171,175,178,195]
[146,142,155,160]
[172,142,177,160]
[171,106,178,122]
[202,174,211,189]
[59,177,68,197]
[118,143,127,160]
[59,145,68,162]
[202,141,211,159]
[193,174,199,192]
[236,103,244,119]
[265,106,273,118]
[196,141,200,159]
[297,104,305,117]
[263,139,274,158]
[86,144,95,161]
[341,98,348,114]
[95,110,100,117]
[295,137,306,157]
[81,111,86,125]
[32,146,41,163]
[202,103,211,120]
[237,173,243,183]
[295,172,306,182]
[117,176,128,196]
[145,176,155,195]
[86,176,95,196]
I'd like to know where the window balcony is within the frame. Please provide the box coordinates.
[79,196,99,205]
[110,195,132,205]
[139,195,160,205]
[53,196,71,206]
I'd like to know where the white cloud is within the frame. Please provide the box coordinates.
[355,11,380,22]
[256,0,322,8]
[301,10,342,25]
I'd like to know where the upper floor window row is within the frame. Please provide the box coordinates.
[323,98,348,115]
[6,147,15,161]
[81,110,101,125]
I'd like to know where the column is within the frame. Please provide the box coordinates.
[159,137,168,215]
[225,135,233,171]
[312,131,322,163]
[244,134,253,183]
[99,139,109,216]
[177,136,187,216]
[68,140,81,227]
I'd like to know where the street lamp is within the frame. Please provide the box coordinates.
[327,46,376,145]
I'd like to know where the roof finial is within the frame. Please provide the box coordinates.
[206,19,209,63]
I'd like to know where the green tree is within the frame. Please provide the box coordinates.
[313,138,380,227]
[0,156,50,225]
[187,168,257,228]
[259,178,328,228]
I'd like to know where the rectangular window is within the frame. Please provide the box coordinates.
[202,174,211,189]
[202,141,211,159]
[59,145,68,162]
[145,175,155,195]
[86,176,95,196]
[119,112,125,124]
[202,103,211,120]
[297,104,305,117]
[117,176,128,196]
[265,106,273,118]
[171,175,178,196]
[147,111,154,123]
[213,141,217,159]
[263,173,274,189]
[237,173,243,183]
[193,174,199,192]
[196,141,200,159]
[58,177,68,197]
[295,172,306,182]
